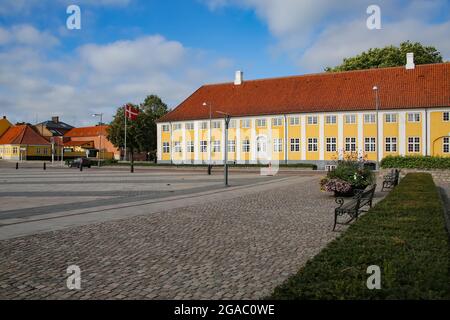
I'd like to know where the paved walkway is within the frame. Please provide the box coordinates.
[0,172,386,299]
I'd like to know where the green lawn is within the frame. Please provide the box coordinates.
[270,173,450,299]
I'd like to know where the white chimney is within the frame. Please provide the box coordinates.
[234,70,243,85]
[406,52,415,70]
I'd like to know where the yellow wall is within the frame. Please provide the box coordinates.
[0,118,12,137]
[430,111,450,156]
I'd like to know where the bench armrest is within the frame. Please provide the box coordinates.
[335,197,345,208]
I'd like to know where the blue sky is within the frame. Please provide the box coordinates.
[0,0,449,125]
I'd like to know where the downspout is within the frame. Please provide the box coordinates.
[425,109,428,156]
[284,114,288,164]
[169,122,173,165]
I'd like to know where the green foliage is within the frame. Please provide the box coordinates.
[107,95,168,159]
[270,173,450,299]
[381,155,450,169]
[326,41,443,72]
[325,159,375,190]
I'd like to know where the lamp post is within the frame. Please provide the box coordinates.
[92,113,103,167]
[216,111,231,187]
[203,102,212,174]
[372,86,380,169]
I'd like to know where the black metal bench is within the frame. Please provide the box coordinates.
[333,184,377,231]
[381,169,400,191]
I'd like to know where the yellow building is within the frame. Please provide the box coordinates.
[0,125,52,160]
[157,61,450,169]
[0,116,12,137]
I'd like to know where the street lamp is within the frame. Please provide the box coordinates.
[216,111,231,187]
[203,102,212,175]
[372,86,380,169]
[92,113,103,167]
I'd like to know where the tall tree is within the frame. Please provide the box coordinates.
[325,41,443,72]
[139,95,168,160]
[107,95,168,162]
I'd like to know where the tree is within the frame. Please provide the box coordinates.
[107,95,168,163]
[138,95,168,160]
[325,41,443,72]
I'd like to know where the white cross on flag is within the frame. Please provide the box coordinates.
[125,104,139,121]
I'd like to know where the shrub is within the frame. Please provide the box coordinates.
[381,155,450,169]
[270,173,450,299]
[322,157,375,193]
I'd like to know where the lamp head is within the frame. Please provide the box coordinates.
[372,86,378,91]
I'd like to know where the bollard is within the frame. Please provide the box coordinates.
[80,164,83,172]
[207,164,212,175]
[43,162,46,170]
[16,162,18,170]
[131,163,134,173]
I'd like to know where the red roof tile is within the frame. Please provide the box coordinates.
[0,125,51,145]
[158,63,450,122]
[64,125,108,137]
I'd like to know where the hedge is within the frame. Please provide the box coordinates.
[270,173,450,299]
[381,155,450,169]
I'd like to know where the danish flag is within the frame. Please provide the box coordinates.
[125,104,139,121]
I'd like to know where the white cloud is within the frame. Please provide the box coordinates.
[203,0,450,71]
[0,25,59,48]
[0,26,235,126]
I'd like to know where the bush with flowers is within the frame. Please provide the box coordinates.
[320,152,375,196]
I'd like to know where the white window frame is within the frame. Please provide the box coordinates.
[227,140,236,152]
[212,140,221,153]
[272,117,283,127]
[185,122,194,130]
[200,141,207,153]
[325,115,337,124]
[162,142,170,153]
[290,138,300,152]
[174,141,182,153]
[212,121,221,129]
[241,119,250,128]
[364,114,376,124]
[242,139,250,152]
[385,137,397,152]
[273,138,283,152]
[201,122,208,130]
[256,118,267,128]
[364,137,376,152]
[173,123,182,131]
[162,124,170,132]
[407,113,421,122]
[229,120,236,128]
[408,137,420,153]
[385,113,397,123]
[443,112,449,122]
[345,137,357,152]
[307,116,318,125]
[326,137,337,152]
[345,114,356,124]
[186,141,194,153]
[289,117,300,126]
[308,138,318,152]
[443,137,449,153]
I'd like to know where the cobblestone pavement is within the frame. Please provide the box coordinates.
[0,175,386,300]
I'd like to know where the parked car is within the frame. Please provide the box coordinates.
[69,157,91,168]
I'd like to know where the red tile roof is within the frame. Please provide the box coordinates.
[158,63,450,122]
[0,125,51,145]
[64,125,108,137]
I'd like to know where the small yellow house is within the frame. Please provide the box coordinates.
[0,116,12,137]
[0,125,51,160]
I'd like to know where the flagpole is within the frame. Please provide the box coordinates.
[124,106,127,162]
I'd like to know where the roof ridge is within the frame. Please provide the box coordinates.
[201,62,450,87]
